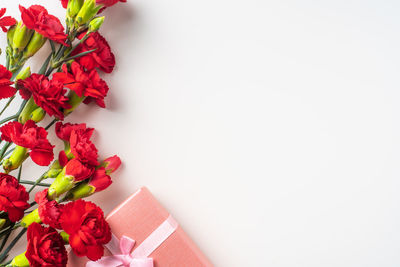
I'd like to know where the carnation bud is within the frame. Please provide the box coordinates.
[15,66,31,82]
[48,169,75,199]
[23,31,47,59]
[29,107,46,123]
[67,0,84,19]
[20,209,41,228]
[12,21,33,51]
[19,98,38,124]
[88,16,105,33]
[7,25,16,46]
[0,219,5,229]
[101,155,122,175]
[65,182,96,200]
[75,0,102,26]
[11,252,29,267]
[64,91,85,115]
[3,146,28,173]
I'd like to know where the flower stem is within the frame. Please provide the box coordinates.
[20,180,51,187]
[0,115,17,125]
[0,228,27,263]
[0,97,15,118]
[28,175,46,193]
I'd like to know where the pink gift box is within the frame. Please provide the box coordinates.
[67,187,213,267]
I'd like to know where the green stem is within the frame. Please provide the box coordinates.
[38,53,52,75]
[28,175,46,193]
[20,180,51,187]
[0,228,27,263]
[17,166,22,182]
[0,223,14,253]
[0,97,15,118]
[45,118,58,130]
[0,143,11,162]
[0,115,17,125]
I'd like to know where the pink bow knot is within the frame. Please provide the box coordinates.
[87,236,154,267]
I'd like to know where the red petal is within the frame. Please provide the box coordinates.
[0,86,16,99]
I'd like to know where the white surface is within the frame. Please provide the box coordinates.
[2,0,400,266]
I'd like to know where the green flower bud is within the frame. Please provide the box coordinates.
[60,231,70,244]
[65,182,95,201]
[75,0,102,26]
[3,146,28,173]
[7,25,16,46]
[64,90,84,116]
[88,16,105,33]
[48,169,75,200]
[29,107,46,123]
[23,31,47,59]
[12,21,33,51]
[0,219,6,229]
[20,209,40,228]
[11,252,29,267]
[67,0,84,19]
[15,66,31,81]
[19,97,38,124]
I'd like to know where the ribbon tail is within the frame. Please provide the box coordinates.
[130,258,154,267]
[86,255,126,267]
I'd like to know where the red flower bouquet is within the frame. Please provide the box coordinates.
[0,1,125,266]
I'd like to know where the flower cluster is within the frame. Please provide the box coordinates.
[0,1,125,266]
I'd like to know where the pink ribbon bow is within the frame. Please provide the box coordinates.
[87,215,178,267]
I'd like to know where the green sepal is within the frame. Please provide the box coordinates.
[19,97,38,124]
[66,182,95,201]
[15,66,31,82]
[3,146,28,173]
[88,16,105,33]
[29,107,46,123]
[12,22,33,51]
[23,31,47,59]
[75,0,102,26]
[11,252,29,267]
[48,169,75,199]
[20,209,41,228]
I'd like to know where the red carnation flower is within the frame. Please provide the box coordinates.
[0,173,29,222]
[97,0,127,7]
[60,0,126,10]
[60,200,111,261]
[53,62,109,108]
[0,64,15,99]
[60,0,68,9]
[0,8,16,32]
[70,128,99,166]
[73,32,115,73]
[65,158,95,181]
[89,168,112,192]
[26,223,68,267]
[55,122,87,142]
[35,189,63,229]
[63,127,99,181]
[0,120,54,166]
[19,5,68,45]
[18,74,71,120]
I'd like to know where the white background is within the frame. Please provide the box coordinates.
[3,0,400,266]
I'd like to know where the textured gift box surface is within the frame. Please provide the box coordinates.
[67,187,213,267]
